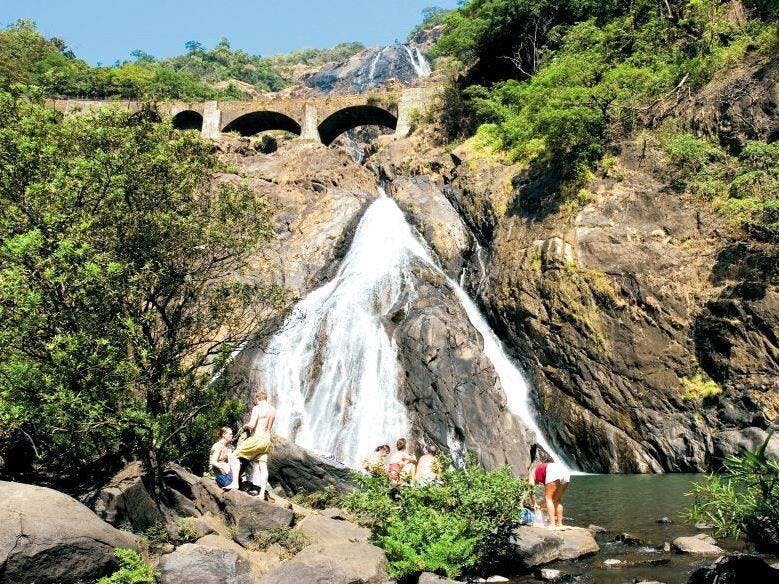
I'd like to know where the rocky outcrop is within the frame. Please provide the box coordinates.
[302,43,432,94]
[0,481,138,584]
[294,514,370,546]
[687,554,779,583]
[157,543,255,584]
[267,438,355,495]
[260,541,388,584]
[393,265,535,472]
[94,460,167,532]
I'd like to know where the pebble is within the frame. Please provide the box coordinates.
[587,524,607,533]
[663,541,671,552]
[656,516,672,524]
[604,559,622,567]
[695,521,715,529]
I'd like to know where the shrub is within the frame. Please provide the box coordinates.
[98,548,156,584]
[687,432,779,552]
[680,372,722,401]
[175,518,201,544]
[345,457,531,579]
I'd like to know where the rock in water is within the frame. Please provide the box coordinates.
[419,573,462,584]
[672,534,725,555]
[0,481,138,584]
[157,543,254,584]
[687,554,779,584]
[260,541,388,584]
[509,526,598,569]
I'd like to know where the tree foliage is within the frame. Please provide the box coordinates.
[688,432,779,552]
[0,93,288,485]
[345,458,532,579]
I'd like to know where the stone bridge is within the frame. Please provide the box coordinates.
[50,86,438,145]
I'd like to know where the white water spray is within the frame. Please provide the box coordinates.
[403,45,432,78]
[368,47,386,83]
[255,190,570,471]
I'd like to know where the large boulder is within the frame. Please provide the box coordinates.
[267,438,355,495]
[196,534,283,579]
[157,543,254,584]
[93,461,167,531]
[687,553,779,584]
[510,526,565,569]
[294,514,370,545]
[203,483,294,547]
[260,541,388,584]
[509,526,598,570]
[555,527,600,560]
[672,534,725,555]
[0,481,138,584]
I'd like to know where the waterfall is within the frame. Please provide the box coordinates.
[255,189,570,471]
[403,45,432,78]
[368,47,386,83]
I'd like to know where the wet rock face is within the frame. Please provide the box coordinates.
[392,264,534,473]
[302,43,431,94]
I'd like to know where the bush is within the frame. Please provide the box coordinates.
[98,549,156,584]
[345,457,531,580]
[687,432,779,552]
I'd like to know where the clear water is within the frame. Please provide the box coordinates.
[253,192,568,469]
[511,474,764,584]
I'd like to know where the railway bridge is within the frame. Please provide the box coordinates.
[51,86,438,144]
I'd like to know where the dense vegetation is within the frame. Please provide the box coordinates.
[345,459,532,579]
[265,42,366,76]
[432,0,778,233]
[158,38,288,94]
[0,93,288,486]
[688,432,779,552]
[407,6,451,42]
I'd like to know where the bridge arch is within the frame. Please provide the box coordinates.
[318,105,397,146]
[172,110,203,131]
[222,111,301,137]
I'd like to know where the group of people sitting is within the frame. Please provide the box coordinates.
[362,438,443,485]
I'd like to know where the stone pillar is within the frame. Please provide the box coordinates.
[299,103,321,142]
[201,101,222,140]
[395,87,438,137]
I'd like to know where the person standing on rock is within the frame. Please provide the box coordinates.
[234,392,276,501]
[529,455,570,528]
[210,427,241,491]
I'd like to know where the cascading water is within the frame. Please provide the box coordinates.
[367,47,386,83]
[403,45,432,78]
[254,189,570,471]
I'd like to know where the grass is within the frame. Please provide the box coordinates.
[249,527,310,558]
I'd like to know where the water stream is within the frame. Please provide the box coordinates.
[403,45,432,77]
[253,189,569,470]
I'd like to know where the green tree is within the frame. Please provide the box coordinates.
[0,94,288,486]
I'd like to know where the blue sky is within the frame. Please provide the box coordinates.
[0,0,459,65]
